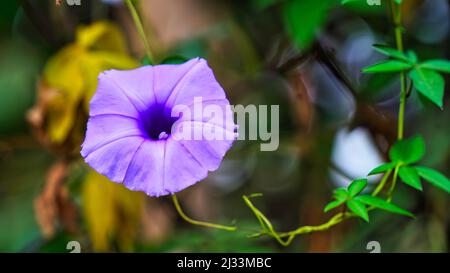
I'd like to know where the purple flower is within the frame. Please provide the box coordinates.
[81,58,236,197]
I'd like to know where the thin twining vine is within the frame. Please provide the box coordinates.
[242,0,450,246]
[126,0,450,245]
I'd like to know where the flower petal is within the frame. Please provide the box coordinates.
[123,140,166,196]
[122,137,215,197]
[89,68,153,117]
[84,136,145,183]
[153,58,202,104]
[163,138,209,194]
[173,98,236,132]
[163,58,227,108]
[101,66,156,108]
[81,114,145,157]
[172,121,236,171]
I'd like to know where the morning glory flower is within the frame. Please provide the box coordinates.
[81,58,237,197]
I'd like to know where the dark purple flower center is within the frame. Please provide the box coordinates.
[140,104,180,140]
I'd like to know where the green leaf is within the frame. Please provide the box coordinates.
[340,0,357,4]
[159,56,188,65]
[283,0,331,49]
[324,200,345,212]
[395,0,402,4]
[420,60,450,73]
[409,67,445,109]
[368,162,396,175]
[414,166,450,194]
[389,135,425,164]
[355,195,414,218]
[141,56,152,66]
[406,50,418,63]
[347,199,369,222]
[363,60,412,73]
[333,188,349,202]
[347,179,368,197]
[372,45,410,62]
[398,166,422,191]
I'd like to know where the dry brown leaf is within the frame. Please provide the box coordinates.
[34,161,78,238]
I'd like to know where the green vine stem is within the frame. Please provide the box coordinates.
[389,0,406,199]
[243,0,410,246]
[243,194,354,246]
[172,194,237,232]
[392,0,406,140]
[372,170,392,196]
[387,165,400,202]
[125,0,155,64]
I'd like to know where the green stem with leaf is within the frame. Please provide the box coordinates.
[242,0,411,245]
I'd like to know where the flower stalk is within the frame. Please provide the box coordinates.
[125,0,155,64]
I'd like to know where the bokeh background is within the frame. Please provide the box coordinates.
[0,0,449,253]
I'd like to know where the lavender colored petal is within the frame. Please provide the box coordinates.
[163,138,209,194]
[122,140,166,196]
[174,98,236,133]
[101,67,157,109]
[89,72,144,118]
[123,138,208,197]
[81,114,145,157]
[164,59,227,108]
[172,121,236,171]
[90,65,173,118]
[153,58,202,104]
[84,136,145,183]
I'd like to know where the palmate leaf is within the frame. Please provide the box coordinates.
[420,60,450,73]
[324,188,348,212]
[363,60,412,73]
[398,166,422,191]
[347,179,368,197]
[409,67,445,109]
[389,135,425,164]
[414,166,450,194]
[368,162,396,175]
[333,188,349,202]
[372,44,410,62]
[324,200,345,212]
[355,195,414,218]
[347,199,369,222]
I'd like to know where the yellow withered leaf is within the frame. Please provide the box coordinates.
[82,169,144,252]
[42,21,138,143]
[76,21,127,53]
[43,45,84,143]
